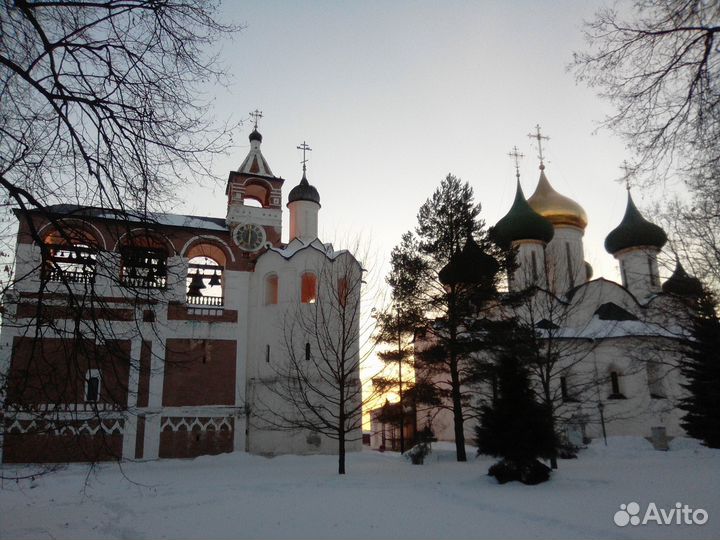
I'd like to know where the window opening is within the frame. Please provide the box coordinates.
[265,274,279,305]
[301,273,317,303]
[648,255,658,286]
[45,243,97,284]
[531,251,539,283]
[186,256,223,307]
[85,370,101,402]
[609,371,625,399]
[565,242,574,288]
[121,247,167,289]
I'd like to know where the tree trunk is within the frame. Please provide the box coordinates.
[339,431,346,474]
[450,355,467,462]
[543,384,558,470]
[399,359,405,454]
[448,288,466,462]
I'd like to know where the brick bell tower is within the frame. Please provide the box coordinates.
[226,110,285,254]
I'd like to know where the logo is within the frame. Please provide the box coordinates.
[614,502,709,527]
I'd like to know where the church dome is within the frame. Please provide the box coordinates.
[527,169,588,229]
[491,180,555,248]
[287,174,321,205]
[439,234,499,285]
[249,129,262,143]
[662,260,703,297]
[604,192,667,255]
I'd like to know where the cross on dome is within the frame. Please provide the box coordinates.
[528,124,550,170]
[620,160,637,191]
[297,141,312,175]
[508,146,524,181]
[249,109,263,130]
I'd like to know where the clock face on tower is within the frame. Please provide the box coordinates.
[233,223,266,252]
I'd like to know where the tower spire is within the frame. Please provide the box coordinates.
[527,124,550,170]
[297,141,312,177]
[508,145,524,182]
[249,109,263,130]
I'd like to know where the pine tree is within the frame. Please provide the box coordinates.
[679,289,720,448]
[386,175,508,462]
[476,319,557,484]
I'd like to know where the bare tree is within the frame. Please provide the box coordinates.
[571,0,719,185]
[0,1,240,474]
[657,183,720,293]
[252,245,379,475]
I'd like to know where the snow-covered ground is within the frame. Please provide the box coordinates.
[1,437,718,539]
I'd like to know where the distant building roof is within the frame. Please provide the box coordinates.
[17,204,228,232]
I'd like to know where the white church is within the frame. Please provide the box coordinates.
[416,138,700,450]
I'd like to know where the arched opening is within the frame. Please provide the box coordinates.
[243,180,271,207]
[265,274,279,305]
[186,256,223,306]
[301,272,317,304]
[119,232,170,289]
[337,277,349,307]
[43,225,100,284]
[243,197,263,208]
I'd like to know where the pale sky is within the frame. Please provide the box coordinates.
[178,0,685,296]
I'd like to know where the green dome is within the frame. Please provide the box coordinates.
[605,192,667,254]
[662,260,703,297]
[439,234,499,286]
[491,180,554,248]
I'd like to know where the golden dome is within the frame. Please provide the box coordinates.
[527,168,587,229]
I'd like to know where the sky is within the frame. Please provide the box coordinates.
[173,1,690,391]
[177,0,684,294]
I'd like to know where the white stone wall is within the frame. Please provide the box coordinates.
[288,200,320,242]
[545,225,587,295]
[615,247,661,301]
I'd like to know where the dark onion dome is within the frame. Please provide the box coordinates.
[604,192,667,254]
[249,129,262,142]
[490,180,554,248]
[439,234,499,285]
[662,260,703,297]
[287,174,321,205]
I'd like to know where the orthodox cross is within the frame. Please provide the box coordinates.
[297,141,312,174]
[508,146,524,181]
[249,109,263,130]
[527,124,550,168]
[620,160,635,191]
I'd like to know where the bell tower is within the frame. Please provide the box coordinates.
[226,111,285,249]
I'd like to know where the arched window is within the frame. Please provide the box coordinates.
[119,233,170,289]
[647,362,665,399]
[265,274,279,305]
[301,272,317,304]
[186,256,223,307]
[85,369,101,402]
[337,277,349,307]
[609,370,625,399]
[43,226,99,284]
[647,255,658,286]
[121,246,168,288]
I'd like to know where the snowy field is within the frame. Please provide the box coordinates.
[1,437,719,540]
